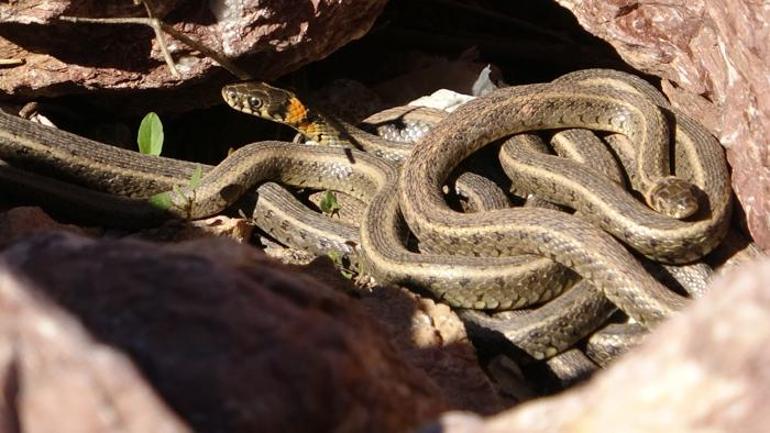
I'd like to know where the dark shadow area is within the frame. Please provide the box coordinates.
[297,0,650,89]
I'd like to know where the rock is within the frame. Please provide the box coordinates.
[428,257,770,433]
[128,215,255,244]
[0,205,253,245]
[555,0,770,252]
[0,1,182,24]
[0,0,388,111]
[358,285,506,415]
[0,231,448,433]
[0,206,87,247]
[0,236,190,432]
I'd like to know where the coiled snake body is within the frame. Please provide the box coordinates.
[0,69,732,358]
[395,81,728,326]
[222,73,731,327]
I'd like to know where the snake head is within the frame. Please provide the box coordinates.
[222,81,337,145]
[221,82,299,123]
[647,176,699,219]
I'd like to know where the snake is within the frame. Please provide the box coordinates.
[0,113,604,360]
[0,108,576,311]
[219,89,627,359]
[503,70,733,263]
[222,81,413,162]
[224,91,627,361]
[395,79,731,327]
[223,77,712,330]
[221,74,727,350]
[0,81,590,359]
[0,69,731,351]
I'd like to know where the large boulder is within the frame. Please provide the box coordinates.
[0,230,448,433]
[0,0,388,110]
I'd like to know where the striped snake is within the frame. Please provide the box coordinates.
[222,71,730,354]
[223,72,731,327]
[0,69,731,358]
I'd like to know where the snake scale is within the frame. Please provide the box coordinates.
[0,69,732,362]
[394,81,729,326]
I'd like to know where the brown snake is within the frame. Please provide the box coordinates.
[226,73,730,340]
[395,79,731,327]
[0,69,731,355]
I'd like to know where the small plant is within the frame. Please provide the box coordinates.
[137,112,202,216]
[148,165,203,214]
[319,190,341,217]
[188,165,203,188]
[319,192,360,278]
[137,112,164,156]
[326,242,361,280]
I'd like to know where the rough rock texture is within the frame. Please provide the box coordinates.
[0,0,387,108]
[359,285,506,415]
[555,0,770,251]
[0,1,182,24]
[0,206,87,247]
[0,248,190,433]
[0,231,448,433]
[428,257,770,433]
[127,214,255,243]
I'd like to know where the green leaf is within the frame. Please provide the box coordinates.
[148,192,173,210]
[137,112,164,156]
[188,165,203,189]
[327,251,342,264]
[319,190,341,216]
[326,251,355,280]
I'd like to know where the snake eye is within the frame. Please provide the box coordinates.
[248,96,262,109]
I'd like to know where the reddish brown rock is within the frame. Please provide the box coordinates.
[127,215,255,244]
[359,285,506,415]
[429,257,770,433]
[0,231,448,433]
[0,1,181,24]
[0,0,388,109]
[0,239,190,432]
[0,206,86,247]
[555,0,770,251]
